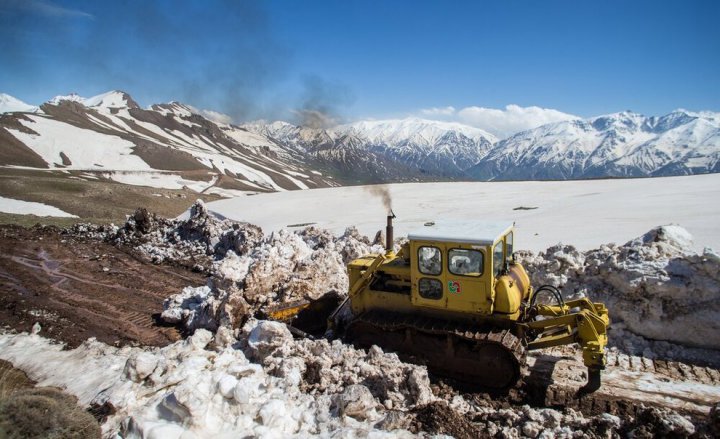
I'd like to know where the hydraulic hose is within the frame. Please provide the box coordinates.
[530,285,566,310]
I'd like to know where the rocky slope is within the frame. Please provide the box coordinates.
[0,91,334,196]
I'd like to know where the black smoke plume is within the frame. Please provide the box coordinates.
[367,185,393,213]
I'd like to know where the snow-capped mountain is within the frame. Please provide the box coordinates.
[244,118,497,182]
[0,91,334,195]
[2,89,718,187]
[0,93,39,114]
[467,110,720,180]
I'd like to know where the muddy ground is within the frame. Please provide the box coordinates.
[0,224,208,348]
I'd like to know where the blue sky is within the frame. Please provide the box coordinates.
[1,0,718,127]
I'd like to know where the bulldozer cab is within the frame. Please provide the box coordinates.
[407,221,514,315]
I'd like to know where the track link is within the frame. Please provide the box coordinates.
[347,310,526,389]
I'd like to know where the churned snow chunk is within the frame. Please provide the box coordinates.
[124,352,159,382]
[217,374,238,399]
[247,321,292,360]
[186,328,213,350]
[337,384,377,420]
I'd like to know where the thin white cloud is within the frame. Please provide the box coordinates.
[9,0,94,19]
[419,106,456,117]
[457,105,579,138]
[200,109,233,125]
[415,104,579,139]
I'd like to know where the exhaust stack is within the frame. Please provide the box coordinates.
[386,210,396,254]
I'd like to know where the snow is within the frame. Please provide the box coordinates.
[195,173,720,253]
[0,328,420,438]
[45,90,132,109]
[0,93,39,113]
[2,201,717,437]
[48,93,85,105]
[336,117,498,145]
[6,115,153,171]
[478,109,720,179]
[0,195,77,217]
[84,91,130,108]
[521,225,720,350]
[204,187,251,198]
[103,171,217,192]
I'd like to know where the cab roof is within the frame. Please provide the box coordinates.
[407,220,514,246]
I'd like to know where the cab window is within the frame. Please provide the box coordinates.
[418,278,443,300]
[448,248,483,276]
[506,232,514,257]
[418,246,442,275]
[493,241,504,277]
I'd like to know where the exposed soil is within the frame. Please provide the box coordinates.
[0,224,208,348]
[410,401,489,438]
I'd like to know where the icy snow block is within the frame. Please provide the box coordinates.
[217,374,238,399]
[124,352,159,383]
[337,384,376,420]
[247,321,292,360]
[186,328,213,350]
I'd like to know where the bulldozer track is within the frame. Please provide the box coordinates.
[525,349,720,417]
[604,351,720,384]
[348,310,526,390]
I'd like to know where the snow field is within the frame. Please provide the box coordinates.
[102,171,219,192]
[7,115,153,171]
[0,195,77,217]
[198,174,720,253]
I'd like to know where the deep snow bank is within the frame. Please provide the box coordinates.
[520,225,720,351]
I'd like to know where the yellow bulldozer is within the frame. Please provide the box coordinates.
[270,214,610,391]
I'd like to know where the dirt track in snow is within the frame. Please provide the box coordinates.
[0,225,207,348]
[525,349,720,418]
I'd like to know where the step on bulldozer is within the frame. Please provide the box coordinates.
[269,214,610,391]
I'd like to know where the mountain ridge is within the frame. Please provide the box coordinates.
[2,90,719,184]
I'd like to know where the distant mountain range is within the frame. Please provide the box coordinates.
[467,111,720,179]
[1,90,718,197]
[244,118,496,182]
